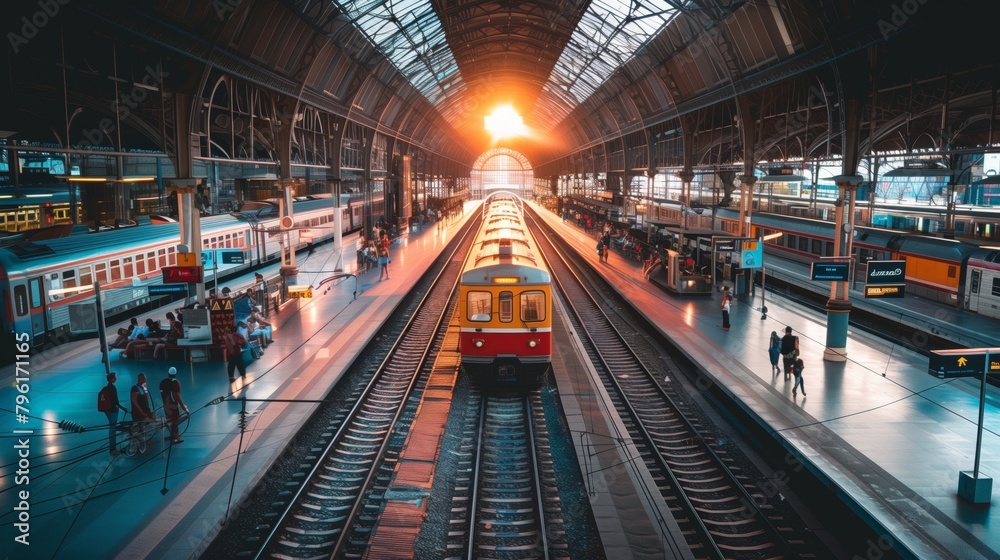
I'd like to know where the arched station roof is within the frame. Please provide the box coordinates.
[2,0,996,171]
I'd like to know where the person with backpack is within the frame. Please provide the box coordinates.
[98,372,128,456]
[780,326,799,380]
[159,367,189,444]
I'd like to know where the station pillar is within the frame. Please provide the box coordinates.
[823,175,863,362]
[278,186,298,285]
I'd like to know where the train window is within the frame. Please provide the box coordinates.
[136,255,146,276]
[110,259,122,282]
[95,262,108,284]
[992,278,1000,298]
[79,265,92,287]
[47,272,62,301]
[62,269,77,289]
[824,242,834,257]
[467,291,491,321]
[123,257,134,278]
[14,285,28,316]
[947,266,956,279]
[520,291,546,322]
[29,278,42,309]
[499,291,513,322]
[784,234,795,248]
[798,237,809,252]
[970,270,980,293]
[159,248,167,268]
[811,239,822,254]
[147,251,156,271]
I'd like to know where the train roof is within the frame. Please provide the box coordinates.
[460,263,550,285]
[895,235,980,262]
[0,198,338,274]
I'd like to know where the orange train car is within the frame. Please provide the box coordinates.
[458,193,552,388]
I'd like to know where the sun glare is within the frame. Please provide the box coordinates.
[485,106,526,140]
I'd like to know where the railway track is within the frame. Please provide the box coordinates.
[466,394,550,558]
[252,240,472,559]
[531,212,813,559]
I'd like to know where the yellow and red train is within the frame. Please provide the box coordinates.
[459,194,552,388]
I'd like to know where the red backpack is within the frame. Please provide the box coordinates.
[97,385,114,412]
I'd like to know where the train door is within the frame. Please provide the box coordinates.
[9,280,40,341]
[965,269,981,312]
[25,277,48,341]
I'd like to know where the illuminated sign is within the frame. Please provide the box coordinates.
[288,286,313,299]
[929,348,1000,379]
[866,260,906,284]
[811,262,850,281]
[864,284,905,299]
[162,266,203,284]
[739,239,762,269]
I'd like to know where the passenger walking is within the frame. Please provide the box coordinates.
[159,367,189,444]
[768,331,782,375]
[378,245,390,280]
[791,357,806,396]
[600,230,612,263]
[721,286,732,331]
[780,326,799,379]
[100,372,128,456]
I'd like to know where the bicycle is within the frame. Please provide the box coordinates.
[114,408,189,456]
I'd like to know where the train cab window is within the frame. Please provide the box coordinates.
[499,291,513,323]
[467,291,492,321]
[520,291,546,322]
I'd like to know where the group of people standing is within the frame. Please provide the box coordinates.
[356,228,392,281]
[101,367,190,457]
[768,326,806,396]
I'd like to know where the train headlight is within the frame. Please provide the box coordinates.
[528,339,538,348]
[474,339,485,348]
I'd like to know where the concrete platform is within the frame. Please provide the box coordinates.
[533,201,1000,560]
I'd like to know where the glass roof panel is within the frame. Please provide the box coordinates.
[548,0,686,106]
[333,0,460,105]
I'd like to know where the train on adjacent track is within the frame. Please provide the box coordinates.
[0,193,381,347]
[458,193,552,388]
[652,203,1000,319]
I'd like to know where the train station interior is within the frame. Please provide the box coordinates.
[2,1,1000,559]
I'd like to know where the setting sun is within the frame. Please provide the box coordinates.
[484,105,526,140]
